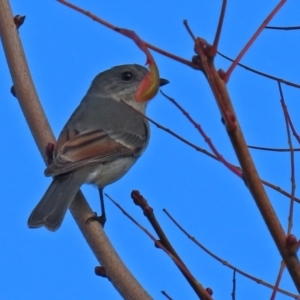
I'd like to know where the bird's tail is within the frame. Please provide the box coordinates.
[28,172,84,231]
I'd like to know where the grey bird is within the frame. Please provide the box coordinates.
[28,64,168,231]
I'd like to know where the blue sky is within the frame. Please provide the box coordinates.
[1,1,300,299]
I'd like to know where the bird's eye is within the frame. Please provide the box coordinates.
[121,71,133,81]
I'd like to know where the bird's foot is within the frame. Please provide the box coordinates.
[86,212,106,228]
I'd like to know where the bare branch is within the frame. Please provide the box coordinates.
[164,209,300,299]
[0,1,151,299]
[265,25,300,30]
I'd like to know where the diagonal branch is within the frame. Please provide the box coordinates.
[107,193,213,300]
[121,97,300,204]
[217,51,300,89]
[193,24,300,295]
[0,1,151,299]
[164,209,300,299]
[224,0,287,82]
[57,0,196,69]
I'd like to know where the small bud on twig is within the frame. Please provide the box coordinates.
[206,287,213,296]
[14,15,26,29]
[10,85,17,97]
[95,266,108,279]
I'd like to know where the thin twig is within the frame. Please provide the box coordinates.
[164,209,300,299]
[106,194,213,300]
[248,145,300,152]
[209,0,227,57]
[279,82,296,234]
[265,25,300,30]
[270,262,285,300]
[161,291,173,300]
[231,269,236,300]
[183,19,196,41]
[131,190,206,298]
[161,91,242,177]
[121,98,300,204]
[281,103,300,145]
[57,0,197,69]
[217,52,300,88]
[224,0,287,81]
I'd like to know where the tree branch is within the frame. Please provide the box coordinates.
[0,1,151,299]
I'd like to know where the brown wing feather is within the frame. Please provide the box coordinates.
[45,128,136,177]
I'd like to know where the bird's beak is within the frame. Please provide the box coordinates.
[159,78,169,87]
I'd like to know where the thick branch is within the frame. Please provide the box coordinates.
[195,37,300,291]
[0,1,151,299]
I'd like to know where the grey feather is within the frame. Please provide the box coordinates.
[28,171,86,231]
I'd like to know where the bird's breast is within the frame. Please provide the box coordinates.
[85,157,138,188]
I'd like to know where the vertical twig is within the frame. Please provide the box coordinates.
[231,269,236,300]
[279,82,296,234]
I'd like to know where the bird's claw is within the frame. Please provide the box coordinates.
[86,212,106,228]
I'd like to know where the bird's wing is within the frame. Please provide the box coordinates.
[45,127,147,176]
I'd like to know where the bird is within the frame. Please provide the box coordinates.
[28,64,168,231]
